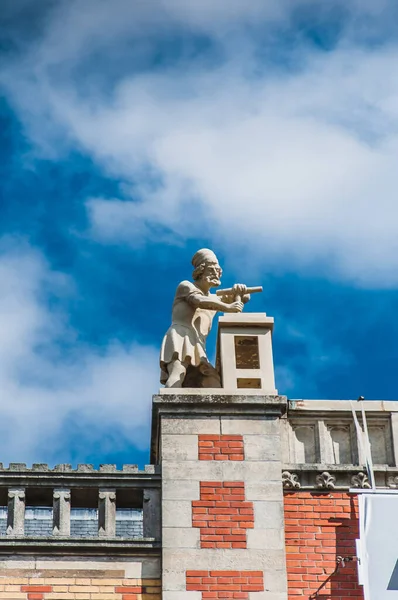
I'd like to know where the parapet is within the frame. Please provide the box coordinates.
[0,463,161,555]
[282,399,398,490]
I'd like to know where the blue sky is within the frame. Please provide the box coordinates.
[1,0,398,468]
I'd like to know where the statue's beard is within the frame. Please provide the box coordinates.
[205,275,221,287]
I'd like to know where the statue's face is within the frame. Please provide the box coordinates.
[202,260,222,287]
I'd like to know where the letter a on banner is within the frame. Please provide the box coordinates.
[358,493,398,599]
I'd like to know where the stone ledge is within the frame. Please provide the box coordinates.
[288,399,398,413]
[0,464,160,474]
[153,392,287,411]
[0,537,160,555]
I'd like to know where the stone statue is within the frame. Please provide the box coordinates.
[160,248,251,388]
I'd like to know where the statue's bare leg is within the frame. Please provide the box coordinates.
[165,359,187,388]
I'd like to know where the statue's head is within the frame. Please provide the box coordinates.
[192,248,222,287]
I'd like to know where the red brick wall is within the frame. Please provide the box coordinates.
[198,435,244,461]
[186,570,264,599]
[284,491,363,600]
[192,481,254,549]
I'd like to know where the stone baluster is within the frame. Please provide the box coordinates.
[6,488,25,536]
[53,488,71,536]
[143,488,161,540]
[98,489,116,537]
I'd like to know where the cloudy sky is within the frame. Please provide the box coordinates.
[1,0,398,468]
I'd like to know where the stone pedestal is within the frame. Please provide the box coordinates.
[151,390,288,600]
[217,314,277,393]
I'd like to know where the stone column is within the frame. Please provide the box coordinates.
[6,488,25,536]
[143,488,161,540]
[391,413,398,468]
[151,391,288,600]
[98,489,116,537]
[53,488,71,536]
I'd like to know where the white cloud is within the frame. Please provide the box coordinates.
[0,240,159,466]
[3,1,398,286]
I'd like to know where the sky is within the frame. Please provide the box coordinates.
[1,0,398,468]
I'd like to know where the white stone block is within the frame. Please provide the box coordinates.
[163,527,200,549]
[162,417,221,435]
[263,569,288,593]
[162,500,192,528]
[221,461,282,482]
[162,434,198,461]
[162,549,286,571]
[162,460,223,481]
[253,501,284,529]
[163,479,199,501]
[221,417,280,435]
[247,528,285,550]
[246,482,283,502]
[244,435,281,461]
[162,569,186,591]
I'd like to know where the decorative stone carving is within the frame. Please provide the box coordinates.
[351,472,371,489]
[291,425,317,463]
[387,475,398,489]
[160,248,253,388]
[282,471,301,489]
[327,425,352,464]
[315,471,336,490]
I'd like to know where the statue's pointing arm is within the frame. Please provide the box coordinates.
[178,281,243,313]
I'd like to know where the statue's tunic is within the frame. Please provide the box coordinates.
[160,280,216,384]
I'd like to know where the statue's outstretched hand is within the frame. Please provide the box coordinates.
[232,283,247,295]
[228,301,244,313]
[232,283,250,304]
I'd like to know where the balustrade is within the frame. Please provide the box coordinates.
[0,464,160,547]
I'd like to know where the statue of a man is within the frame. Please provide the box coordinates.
[160,248,249,388]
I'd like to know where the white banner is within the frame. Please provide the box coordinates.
[358,493,398,599]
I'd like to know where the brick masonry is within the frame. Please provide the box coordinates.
[192,481,254,549]
[284,491,363,600]
[186,570,264,599]
[198,435,245,461]
[0,578,161,600]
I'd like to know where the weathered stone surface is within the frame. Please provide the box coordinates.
[252,501,284,530]
[6,488,25,537]
[161,434,198,461]
[162,479,199,501]
[53,488,71,537]
[162,548,286,571]
[221,460,282,482]
[162,460,223,481]
[247,528,285,550]
[161,416,221,435]
[162,501,192,528]
[221,416,281,435]
[98,489,116,537]
[243,434,281,461]
[143,488,161,540]
[162,527,200,549]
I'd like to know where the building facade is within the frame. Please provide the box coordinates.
[0,313,397,600]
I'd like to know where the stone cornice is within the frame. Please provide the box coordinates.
[282,464,398,491]
[0,537,160,555]
[0,464,160,489]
